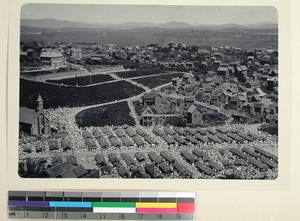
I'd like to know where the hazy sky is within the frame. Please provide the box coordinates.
[21,4,278,25]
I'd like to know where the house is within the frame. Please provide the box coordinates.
[59,165,88,178]
[269,69,278,77]
[19,95,51,136]
[214,52,223,60]
[213,60,222,67]
[182,72,193,83]
[141,107,154,127]
[261,98,273,110]
[170,100,177,110]
[269,103,278,115]
[177,86,185,95]
[251,94,262,102]
[213,78,223,86]
[241,102,251,114]
[267,77,277,89]
[46,163,74,178]
[220,91,230,105]
[26,48,40,60]
[254,87,266,98]
[210,95,220,106]
[142,92,162,107]
[254,61,261,67]
[20,50,27,63]
[247,56,255,62]
[229,61,240,68]
[184,86,194,97]
[252,102,264,114]
[40,51,65,67]
[185,62,194,69]
[236,65,248,78]
[187,105,203,125]
[201,61,208,66]
[220,63,229,67]
[201,91,211,103]
[69,48,82,60]
[184,97,195,108]
[217,67,229,78]
[196,91,203,102]
[172,77,181,87]
[178,99,185,108]
[252,72,259,81]
[238,95,247,108]
[245,81,260,89]
[228,96,239,110]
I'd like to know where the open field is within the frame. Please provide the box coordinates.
[116,69,166,78]
[20,78,145,109]
[46,74,115,86]
[133,72,184,88]
[21,28,278,50]
[76,102,135,127]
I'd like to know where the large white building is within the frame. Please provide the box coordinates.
[69,48,82,60]
[40,51,65,67]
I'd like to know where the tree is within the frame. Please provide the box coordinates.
[18,158,48,178]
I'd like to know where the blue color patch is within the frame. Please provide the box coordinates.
[49,201,92,208]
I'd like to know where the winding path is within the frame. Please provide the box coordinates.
[45,68,233,133]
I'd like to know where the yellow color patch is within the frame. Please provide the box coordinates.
[135,202,177,208]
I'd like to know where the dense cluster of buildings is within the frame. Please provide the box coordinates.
[20,42,82,70]
[19,40,278,132]
[134,47,278,127]
[18,40,278,179]
[20,41,278,72]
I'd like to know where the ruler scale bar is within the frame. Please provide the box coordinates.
[8,191,195,220]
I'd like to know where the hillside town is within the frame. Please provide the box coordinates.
[19,40,278,179]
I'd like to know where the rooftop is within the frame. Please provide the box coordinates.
[40,51,64,58]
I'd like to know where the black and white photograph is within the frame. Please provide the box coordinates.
[18,4,278,179]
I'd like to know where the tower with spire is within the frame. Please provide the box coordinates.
[19,95,51,136]
[37,95,44,113]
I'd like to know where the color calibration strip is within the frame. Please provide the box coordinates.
[8,191,195,220]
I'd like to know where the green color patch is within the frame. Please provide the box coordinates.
[92,202,135,208]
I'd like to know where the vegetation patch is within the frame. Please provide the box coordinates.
[46,74,115,86]
[259,123,278,136]
[20,78,145,109]
[133,72,184,88]
[163,116,186,127]
[116,69,166,78]
[76,101,135,127]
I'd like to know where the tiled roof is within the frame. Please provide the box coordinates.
[217,67,228,72]
[19,107,37,124]
[40,51,64,58]
[187,105,197,113]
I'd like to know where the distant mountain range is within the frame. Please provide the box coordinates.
[20,18,278,31]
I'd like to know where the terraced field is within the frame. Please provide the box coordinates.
[133,72,184,89]
[76,102,135,127]
[20,78,145,109]
[46,74,115,86]
[115,69,166,79]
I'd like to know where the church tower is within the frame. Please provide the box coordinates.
[37,95,44,113]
